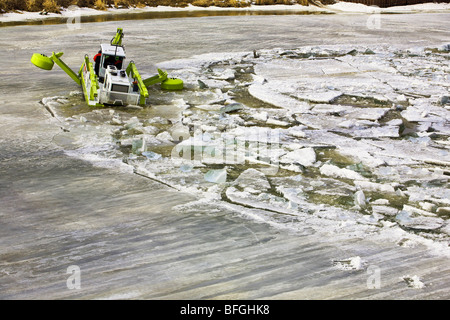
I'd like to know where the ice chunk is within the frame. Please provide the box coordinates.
[441,222,450,236]
[386,118,403,126]
[155,131,174,143]
[220,103,243,114]
[204,168,227,184]
[372,206,398,217]
[199,79,229,89]
[266,118,290,127]
[170,124,190,142]
[401,275,425,289]
[285,143,303,151]
[396,94,408,102]
[350,108,389,121]
[401,106,444,123]
[69,90,82,96]
[354,180,396,194]
[287,126,307,139]
[142,151,162,161]
[183,90,225,105]
[332,256,365,270]
[144,117,170,125]
[403,204,436,217]
[350,125,400,138]
[111,117,123,125]
[233,168,271,193]
[354,190,367,208]
[197,79,208,89]
[338,119,356,129]
[250,74,267,85]
[142,125,160,136]
[225,186,293,215]
[293,90,343,104]
[123,117,146,135]
[280,148,316,167]
[180,164,193,173]
[311,104,347,116]
[42,96,62,106]
[439,96,449,105]
[372,205,398,217]
[396,210,444,230]
[212,69,235,81]
[252,111,268,122]
[195,104,223,111]
[319,164,366,180]
[419,202,436,212]
[131,138,146,155]
[124,116,140,128]
[371,198,390,205]
[396,210,412,223]
[200,125,217,133]
[248,83,312,112]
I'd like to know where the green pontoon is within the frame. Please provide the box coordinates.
[31,28,183,107]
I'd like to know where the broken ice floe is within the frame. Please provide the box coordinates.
[320,164,366,181]
[332,256,366,271]
[233,168,271,193]
[204,168,227,184]
[44,44,450,249]
[354,190,368,209]
[280,147,316,167]
[401,275,425,289]
[396,210,445,231]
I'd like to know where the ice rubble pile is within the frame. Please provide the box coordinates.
[44,44,450,243]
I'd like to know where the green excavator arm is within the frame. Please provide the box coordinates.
[82,55,98,101]
[126,61,149,105]
[143,69,168,87]
[126,64,183,105]
[51,52,81,86]
[31,51,81,86]
[111,28,124,46]
[31,25,183,107]
[143,68,184,91]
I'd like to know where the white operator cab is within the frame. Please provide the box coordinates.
[104,65,130,92]
[98,44,126,80]
[97,44,141,106]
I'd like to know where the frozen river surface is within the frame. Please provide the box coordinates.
[1,12,450,299]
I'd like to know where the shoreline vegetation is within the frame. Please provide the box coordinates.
[0,0,336,14]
